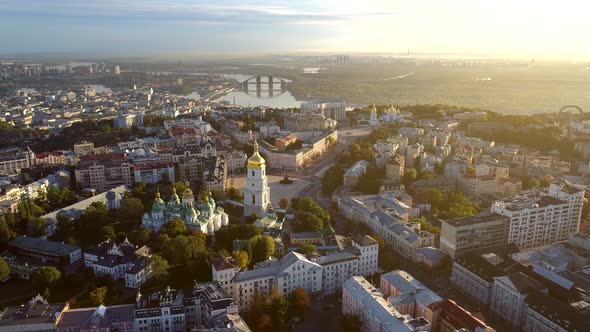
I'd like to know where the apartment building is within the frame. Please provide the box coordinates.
[0,147,35,175]
[133,162,175,184]
[440,213,510,258]
[342,276,431,332]
[75,153,132,191]
[133,283,246,331]
[491,183,584,249]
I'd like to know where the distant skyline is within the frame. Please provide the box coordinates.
[1,0,589,60]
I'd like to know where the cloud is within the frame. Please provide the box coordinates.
[0,0,398,25]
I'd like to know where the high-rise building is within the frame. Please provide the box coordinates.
[243,141,271,217]
[491,183,584,249]
[114,65,121,75]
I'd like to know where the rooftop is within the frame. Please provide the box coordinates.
[0,296,67,328]
[8,236,80,257]
[443,212,509,228]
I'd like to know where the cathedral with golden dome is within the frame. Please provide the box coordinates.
[141,183,229,235]
[244,140,271,217]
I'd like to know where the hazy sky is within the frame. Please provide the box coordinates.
[1,0,589,59]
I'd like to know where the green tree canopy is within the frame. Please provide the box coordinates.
[0,256,9,280]
[89,287,108,306]
[232,250,250,270]
[159,218,186,238]
[248,235,275,266]
[149,255,170,282]
[31,266,61,293]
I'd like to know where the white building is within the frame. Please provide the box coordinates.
[490,273,546,330]
[352,235,379,276]
[212,252,322,311]
[243,141,271,217]
[133,162,175,184]
[83,239,151,289]
[491,183,584,249]
[342,276,431,332]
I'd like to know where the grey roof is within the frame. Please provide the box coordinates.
[0,301,67,327]
[42,185,128,223]
[344,160,369,178]
[290,232,323,239]
[312,251,358,266]
[9,236,80,257]
[415,247,448,262]
[57,304,134,330]
[381,270,427,294]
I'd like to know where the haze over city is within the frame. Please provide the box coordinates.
[2,1,590,332]
[1,0,589,60]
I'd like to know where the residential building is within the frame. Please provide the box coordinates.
[440,213,510,258]
[35,151,66,166]
[429,299,495,332]
[133,162,175,184]
[312,252,359,294]
[243,141,271,217]
[133,283,246,331]
[212,252,322,311]
[0,147,35,175]
[75,153,132,191]
[524,290,590,332]
[380,270,443,321]
[458,174,522,198]
[490,272,547,329]
[351,235,379,276]
[386,155,405,181]
[370,211,434,261]
[0,295,69,332]
[57,304,135,332]
[406,143,423,168]
[450,244,522,305]
[339,192,412,224]
[83,239,151,289]
[142,186,228,236]
[282,112,326,131]
[491,183,584,249]
[342,276,431,332]
[73,141,95,156]
[343,160,369,187]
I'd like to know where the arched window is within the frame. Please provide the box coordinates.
[252,194,256,205]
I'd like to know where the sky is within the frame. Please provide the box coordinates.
[1,0,589,60]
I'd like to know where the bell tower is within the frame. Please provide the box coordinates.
[243,140,271,217]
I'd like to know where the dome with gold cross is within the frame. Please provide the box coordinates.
[182,181,194,199]
[248,140,265,168]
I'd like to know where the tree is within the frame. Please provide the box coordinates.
[278,198,289,209]
[118,196,145,221]
[232,250,250,270]
[522,176,540,190]
[225,187,243,202]
[159,218,186,237]
[339,314,362,332]
[149,255,170,282]
[248,235,275,266]
[402,168,418,187]
[0,219,11,248]
[354,166,382,194]
[424,189,444,210]
[0,256,9,280]
[101,226,116,241]
[321,166,344,195]
[215,224,261,252]
[31,266,61,293]
[291,213,323,232]
[289,288,310,316]
[27,218,48,237]
[89,287,108,306]
[296,243,318,255]
[128,228,150,246]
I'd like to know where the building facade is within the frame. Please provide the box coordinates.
[243,141,271,217]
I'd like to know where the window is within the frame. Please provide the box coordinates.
[252,194,256,204]
[252,171,255,177]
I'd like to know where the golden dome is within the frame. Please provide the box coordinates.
[248,140,265,168]
[182,181,194,198]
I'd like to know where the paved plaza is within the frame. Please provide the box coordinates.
[228,174,311,206]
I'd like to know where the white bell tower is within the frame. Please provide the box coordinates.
[244,140,271,217]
